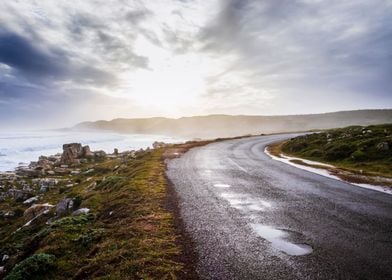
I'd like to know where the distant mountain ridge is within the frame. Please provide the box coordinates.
[74,109,392,139]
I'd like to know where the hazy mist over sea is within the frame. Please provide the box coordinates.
[0,130,183,172]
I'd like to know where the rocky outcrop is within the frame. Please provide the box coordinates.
[60,143,102,165]
[152,141,166,149]
[82,146,93,157]
[60,143,82,165]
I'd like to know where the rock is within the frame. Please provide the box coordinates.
[82,145,93,157]
[54,167,71,175]
[152,141,166,149]
[7,189,32,202]
[61,143,82,165]
[33,178,59,193]
[0,266,4,274]
[15,167,42,177]
[2,211,15,218]
[24,203,54,221]
[35,156,54,170]
[72,208,90,215]
[376,142,389,151]
[70,170,81,175]
[47,170,55,175]
[2,254,9,263]
[56,198,74,216]
[23,196,38,205]
[94,150,106,158]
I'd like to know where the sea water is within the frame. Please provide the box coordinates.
[0,130,184,172]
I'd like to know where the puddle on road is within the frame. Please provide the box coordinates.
[250,224,313,256]
[220,192,272,212]
[214,183,231,188]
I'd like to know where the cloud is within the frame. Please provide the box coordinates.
[0,31,68,80]
[197,0,392,113]
[0,0,391,128]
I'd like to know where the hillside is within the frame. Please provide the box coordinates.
[74,110,392,139]
[281,124,392,178]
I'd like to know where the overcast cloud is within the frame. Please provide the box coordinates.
[0,0,391,128]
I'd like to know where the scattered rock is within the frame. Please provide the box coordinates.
[376,142,389,151]
[2,254,9,263]
[23,196,38,205]
[54,167,71,175]
[7,189,32,202]
[94,150,106,158]
[24,203,54,221]
[15,167,41,177]
[56,198,74,216]
[2,211,15,218]
[152,141,166,149]
[33,178,59,193]
[72,208,90,215]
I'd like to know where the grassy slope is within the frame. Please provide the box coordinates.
[280,124,392,178]
[0,149,188,279]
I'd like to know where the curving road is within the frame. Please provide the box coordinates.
[166,134,392,280]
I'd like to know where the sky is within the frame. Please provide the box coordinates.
[0,0,391,129]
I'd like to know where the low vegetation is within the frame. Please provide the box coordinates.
[279,124,392,179]
[0,148,194,279]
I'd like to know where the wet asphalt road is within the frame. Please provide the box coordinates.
[166,134,392,280]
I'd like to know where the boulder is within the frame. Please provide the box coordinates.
[82,145,93,157]
[72,208,90,215]
[56,198,74,216]
[7,189,32,202]
[23,196,38,205]
[24,203,54,221]
[61,143,82,165]
[15,167,42,177]
[1,211,15,218]
[54,167,71,175]
[376,142,389,151]
[94,150,106,158]
[152,141,166,149]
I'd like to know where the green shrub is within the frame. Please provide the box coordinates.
[325,144,355,161]
[73,196,83,210]
[304,149,323,158]
[5,253,56,280]
[351,149,368,161]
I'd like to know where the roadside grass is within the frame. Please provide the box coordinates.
[0,149,187,279]
[267,124,392,187]
[1,134,256,279]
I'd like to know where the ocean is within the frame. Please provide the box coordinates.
[0,130,184,172]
